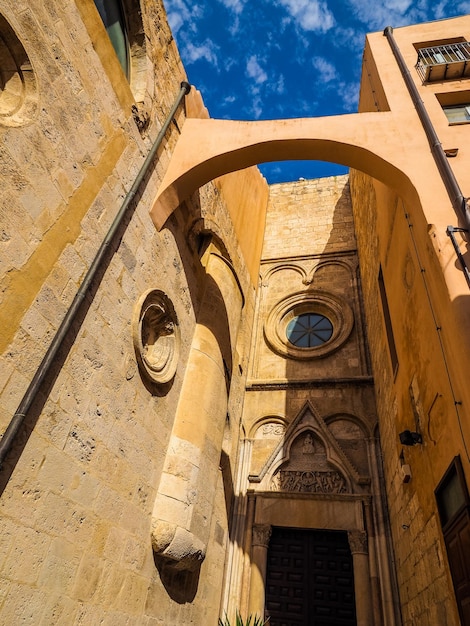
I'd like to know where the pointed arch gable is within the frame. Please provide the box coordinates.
[248,401,369,491]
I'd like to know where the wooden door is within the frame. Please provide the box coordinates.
[265,527,357,626]
[435,456,470,625]
[444,509,470,625]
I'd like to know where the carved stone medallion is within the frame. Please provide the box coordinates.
[132,289,180,384]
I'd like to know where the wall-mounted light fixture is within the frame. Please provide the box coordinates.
[399,430,422,446]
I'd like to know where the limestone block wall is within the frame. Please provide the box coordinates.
[244,175,377,492]
[249,176,370,385]
[225,175,398,624]
[0,1,263,624]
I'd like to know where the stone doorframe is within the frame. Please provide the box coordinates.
[243,492,392,626]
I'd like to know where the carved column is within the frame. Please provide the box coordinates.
[151,241,244,571]
[348,530,373,626]
[248,524,272,620]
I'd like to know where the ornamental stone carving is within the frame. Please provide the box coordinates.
[252,524,272,548]
[270,469,348,494]
[132,289,180,384]
[260,423,285,438]
[348,530,368,555]
[264,290,354,360]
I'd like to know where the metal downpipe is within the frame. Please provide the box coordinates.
[0,81,191,469]
[383,26,470,233]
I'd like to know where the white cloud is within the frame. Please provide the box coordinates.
[182,41,219,66]
[164,0,188,35]
[164,0,204,35]
[346,0,428,29]
[223,57,238,73]
[246,89,264,119]
[272,74,286,95]
[246,56,268,84]
[277,0,335,33]
[218,0,246,14]
[166,9,184,35]
[333,26,366,53]
[434,1,448,19]
[339,82,360,112]
[455,0,470,12]
[312,56,337,83]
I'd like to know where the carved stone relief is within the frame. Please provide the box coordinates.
[132,289,180,384]
[252,524,272,548]
[270,469,348,494]
[249,403,369,490]
[269,431,350,494]
[254,422,286,439]
[348,529,368,555]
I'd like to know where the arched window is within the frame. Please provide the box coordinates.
[93,0,129,78]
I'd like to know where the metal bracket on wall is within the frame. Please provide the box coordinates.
[446,226,470,288]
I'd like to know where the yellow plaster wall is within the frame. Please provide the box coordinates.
[184,86,270,287]
[350,17,470,624]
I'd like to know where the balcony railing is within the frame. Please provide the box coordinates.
[415,41,470,82]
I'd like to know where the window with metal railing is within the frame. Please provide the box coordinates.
[415,41,470,82]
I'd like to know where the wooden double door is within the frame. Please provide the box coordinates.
[265,527,357,626]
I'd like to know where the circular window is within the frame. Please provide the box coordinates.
[132,290,180,384]
[264,291,354,360]
[286,313,333,347]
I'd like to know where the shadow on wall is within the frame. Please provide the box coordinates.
[152,554,200,604]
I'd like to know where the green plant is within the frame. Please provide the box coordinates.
[218,610,269,626]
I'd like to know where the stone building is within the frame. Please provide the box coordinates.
[0,1,469,625]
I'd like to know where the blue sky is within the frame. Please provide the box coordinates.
[163,0,470,182]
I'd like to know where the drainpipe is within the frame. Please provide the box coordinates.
[383,26,470,233]
[0,81,191,469]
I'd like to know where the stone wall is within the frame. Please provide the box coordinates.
[0,1,264,623]
[245,174,377,484]
[232,175,395,625]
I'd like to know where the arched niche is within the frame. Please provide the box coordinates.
[0,13,38,127]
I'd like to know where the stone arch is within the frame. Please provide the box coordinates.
[324,411,373,438]
[248,416,289,478]
[150,113,427,230]
[249,415,288,440]
[304,258,356,287]
[261,263,307,285]
[0,13,38,127]
[325,414,373,478]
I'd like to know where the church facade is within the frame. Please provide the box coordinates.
[0,1,469,624]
